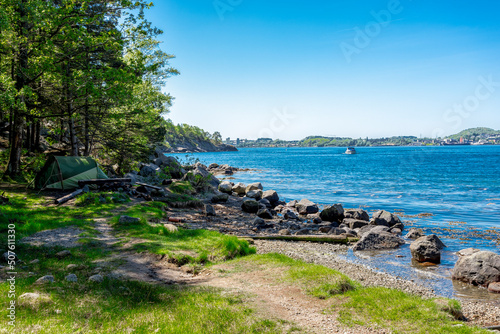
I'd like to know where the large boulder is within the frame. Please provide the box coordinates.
[410,234,445,263]
[242,199,260,213]
[452,251,500,287]
[352,231,405,251]
[319,204,344,223]
[371,210,402,228]
[218,181,233,194]
[245,182,263,193]
[357,225,389,238]
[262,190,279,204]
[211,194,229,203]
[232,183,246,196]
[344,209,369,221]
[156,155,185,178]
[296,199,319,215]
[184,163,220,188]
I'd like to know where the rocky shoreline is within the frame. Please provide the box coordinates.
[130,153,500,329]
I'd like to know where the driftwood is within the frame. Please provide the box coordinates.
[136,182,162,191]
[77,178,131,187]
[242,234,359,244]
[55,189,84,205]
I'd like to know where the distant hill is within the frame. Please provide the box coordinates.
[446,127,500,141]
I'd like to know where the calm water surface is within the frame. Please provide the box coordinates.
[171,146,500,301]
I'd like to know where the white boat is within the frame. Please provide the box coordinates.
[345,147,356,154]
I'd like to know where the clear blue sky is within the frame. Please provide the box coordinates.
[146,0,500,140]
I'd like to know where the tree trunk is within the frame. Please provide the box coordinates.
[34,120,40,151]
[26,120,31,151]
[6,0,28,176]
[83,100,90,156]
[69,116,78,156]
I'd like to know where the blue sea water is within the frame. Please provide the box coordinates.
[171,146,500,300]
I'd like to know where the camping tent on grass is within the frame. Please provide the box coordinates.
[35,156,108,190]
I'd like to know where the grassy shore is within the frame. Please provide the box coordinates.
[0,186,492,333]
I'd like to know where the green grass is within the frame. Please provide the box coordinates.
[0,243,285,334]
[75,191,130,206]
[330,286,490,334]
[0,188,127,246]
[228,253,359,299]
[112,205,256,265]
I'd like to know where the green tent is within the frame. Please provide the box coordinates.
[35,156,108,190]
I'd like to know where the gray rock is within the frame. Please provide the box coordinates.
[390,228,402,235]
[283,210,298,220]
[452,250,500,287]
[353,231,405,251]
[232,183,247,196]
[344,209,370,221]
[156,155,184,178]
[66,264,78,270]
[246,182,263,193]
[319,226,332,233]
[371,210,402,227]
[343,218,369,229]
[89,274,104,283]
[218,181,233,194]
[410,235,445,263]
[242,200,259,213]
[82,185,90,193]
[489,282,500,294]
[56,250,71,259]
[279,229,291,236]
[65,274,78,282]
[257,209,273,219]
[35,275,55,284]
[204,204,216,216]
[357,225,389,237]
[320,204,344,223]
[211,194,229,203]
[139,163,160,177]
[457,248,480,257]
[246,189,263,200]
[258,198,272,208]
[119,215,140,224]
[405,228,424,239]
[30,259,40,264]
[286,200,298,207]
[296,199,319,215]
[262,190,279,204]
[208,163,219,169]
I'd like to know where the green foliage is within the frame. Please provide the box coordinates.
[169,181,195,194]
[446,127,500,141]
[75,191,130,206]
[163,120,225,148]
[331,287,489,333]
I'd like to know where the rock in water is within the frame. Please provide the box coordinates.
[371,210,402,227]
[344,209,370,221]
[242,200,259,213]
[410,234,445,263]
[353,231,405,251]
[405,228,424,239]
[296,199,319,215]
[452,250,500,287]
[343,218,368,229]
[320,204,344,223]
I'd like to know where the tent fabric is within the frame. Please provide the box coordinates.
[35,156,108,190]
